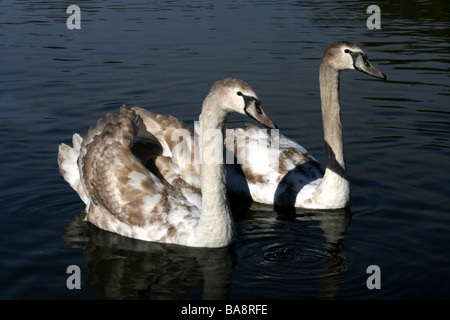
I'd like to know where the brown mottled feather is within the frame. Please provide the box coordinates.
[224,123,323,205]
[78,106,199,243]
[132,107,202,208]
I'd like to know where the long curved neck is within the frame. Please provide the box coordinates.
[319,64,346,175]
[193,97,235,247]
[316,63,350,208]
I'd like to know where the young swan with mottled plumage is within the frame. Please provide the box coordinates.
[58,78,276,248]
[225,41,386,209]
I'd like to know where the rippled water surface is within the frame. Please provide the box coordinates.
[1,0,449,300]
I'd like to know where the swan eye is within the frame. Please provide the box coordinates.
[344,49,351,53]
[237,91,243,96]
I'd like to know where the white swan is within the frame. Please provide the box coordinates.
[225,41,386,209]
[58,78,276,248]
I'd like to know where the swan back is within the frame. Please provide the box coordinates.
[225,124,323,206]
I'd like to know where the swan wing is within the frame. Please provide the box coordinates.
[79,106,199,243]
[225,123,323,205]
[132,106,202,208]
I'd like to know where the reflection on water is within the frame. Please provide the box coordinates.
[62,205,351,300]
[235,204,351,299]
[63,210,236,300]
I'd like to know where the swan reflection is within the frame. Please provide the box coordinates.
[236,204,352,299]
[63,210,236,299]
[63,205,350,299]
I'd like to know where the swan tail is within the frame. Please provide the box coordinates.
[58,133,91,207]
[57,106,127,209]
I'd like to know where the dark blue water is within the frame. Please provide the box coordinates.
[1,0,449,300]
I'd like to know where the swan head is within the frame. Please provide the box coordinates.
[207,78,278,129]
[323,41,386,80]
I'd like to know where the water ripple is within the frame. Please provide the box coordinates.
[233,209,351,298]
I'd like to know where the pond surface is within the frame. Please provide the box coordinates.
[0,0,449,300]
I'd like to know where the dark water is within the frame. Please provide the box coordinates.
[0,0,449,300]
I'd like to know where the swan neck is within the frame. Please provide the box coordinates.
[319,64,346,176]
[194,98,234,247]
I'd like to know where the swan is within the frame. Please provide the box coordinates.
[225,41,386,209]
[58,78,276,248]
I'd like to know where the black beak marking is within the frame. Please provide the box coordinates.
[346,49,386,80]
[237,91,261,114]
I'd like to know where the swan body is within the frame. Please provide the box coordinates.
[227,41,386,209]
[58,78,276,247]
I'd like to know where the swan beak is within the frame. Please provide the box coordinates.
[245,100,278,129]
[354,53,387,80]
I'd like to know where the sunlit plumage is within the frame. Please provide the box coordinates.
[58,78,276,247]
